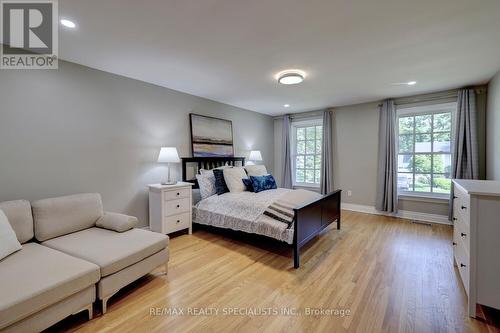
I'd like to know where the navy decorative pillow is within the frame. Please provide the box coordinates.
[242,178,254,192]
[250,175,277,193]
[213,169,229,195]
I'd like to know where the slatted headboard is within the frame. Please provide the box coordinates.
[181,157,246,189]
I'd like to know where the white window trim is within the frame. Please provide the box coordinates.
[396,102,457,200]
[290,118,323,188]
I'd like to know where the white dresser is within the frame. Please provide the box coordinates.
[452,179,500,317]
[148,182,193,235]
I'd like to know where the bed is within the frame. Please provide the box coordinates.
[182,156,342,268]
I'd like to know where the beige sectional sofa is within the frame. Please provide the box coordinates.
[0,194,169,332]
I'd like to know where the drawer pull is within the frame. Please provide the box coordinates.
[176,219,180,224]
[460,263,467,268]
[452,217,457,221]
[177,192,180,196]
[176,204,180,208]
[461,205,467,210]
[453,196,458,199]
[452,242,457,246]
[461,232,467,237]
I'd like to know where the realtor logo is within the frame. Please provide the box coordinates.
[1,0,58,69]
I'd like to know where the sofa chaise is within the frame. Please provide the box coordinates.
[0,193,169,332]
[0,199,99,333]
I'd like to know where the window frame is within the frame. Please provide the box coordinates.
[396,102,457,199]
[290,118,323,188]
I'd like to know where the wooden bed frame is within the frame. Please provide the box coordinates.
[181,156,341,268]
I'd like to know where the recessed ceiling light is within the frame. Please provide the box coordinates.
[276,69,306,85]
[284,104,290,108]
[407,81,417,86]
[60,19,76,28]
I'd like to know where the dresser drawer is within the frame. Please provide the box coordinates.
[164,188,191,201]
[454,240,470,296]
[454,216,470,255]
[453,186,470,223]
[163,212,191,233]
[164,197,190,216]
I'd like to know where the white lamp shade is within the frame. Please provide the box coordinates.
[248,150,263,161]
[158,147,180,163]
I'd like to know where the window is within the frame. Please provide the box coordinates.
[397,103,455,197]
[291,119,323,187]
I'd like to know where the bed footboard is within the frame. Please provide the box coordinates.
[292,189,341,268]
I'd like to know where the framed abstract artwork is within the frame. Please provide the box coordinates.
[190,114,234,157]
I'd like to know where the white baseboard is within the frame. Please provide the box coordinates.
[341,203,451,225]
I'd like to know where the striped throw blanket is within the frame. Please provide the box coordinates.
[263,200,296,229]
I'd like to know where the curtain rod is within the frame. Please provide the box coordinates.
[378,86,486,107]
[377,94,457,108]
[273,110,325,120]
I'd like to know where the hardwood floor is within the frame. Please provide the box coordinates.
[54,211,499,333]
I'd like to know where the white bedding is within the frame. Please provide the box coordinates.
[193,188,322,244]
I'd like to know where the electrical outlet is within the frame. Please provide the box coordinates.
[347,190,352,197]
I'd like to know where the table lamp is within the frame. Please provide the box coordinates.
[158,147,180,185]
[248,150,263,165]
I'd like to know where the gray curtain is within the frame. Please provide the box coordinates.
[449,89,479,220]
[320,110,334,194]
[281,114,293,189]
[375,100,398,213]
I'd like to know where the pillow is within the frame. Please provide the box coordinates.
[96,212,138,232]
[245,165,268,177]
[196,172,217,199]
[242,178,254,192]
[213,169,229,195]
[250,175,278,193]
[199,165,232,175]
[223,167,248,193]
[0,209,22,260]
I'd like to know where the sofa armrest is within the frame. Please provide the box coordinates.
[96,212,138,232]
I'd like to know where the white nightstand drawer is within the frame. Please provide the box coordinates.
[164,212,190,233]
[164,188,191,201]
[164,197,190,216]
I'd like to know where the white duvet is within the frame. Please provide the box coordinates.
[193,188,321,244]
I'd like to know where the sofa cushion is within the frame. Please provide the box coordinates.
[0,200,34,244]
[98,248,169,299]
[32,193,104,242]
[0,210,22,261]
[96,212,138,233]
[0,243,100,330]
[42,227,169,277]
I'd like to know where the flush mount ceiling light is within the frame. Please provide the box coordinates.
[407,81,417,85]
[283,104,290,108]
[276,69,306,85]
[60,19,76,28]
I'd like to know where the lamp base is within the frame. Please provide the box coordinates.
[161,181,177,186]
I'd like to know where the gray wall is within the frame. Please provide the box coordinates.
[487,70,500,180]
[274,89,488,217]
[0,61,274,227]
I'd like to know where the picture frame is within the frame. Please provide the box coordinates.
[189,113,234,157]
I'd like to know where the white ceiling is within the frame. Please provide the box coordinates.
[58,0,500,116]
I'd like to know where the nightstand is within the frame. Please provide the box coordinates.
[148,182,193,235]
